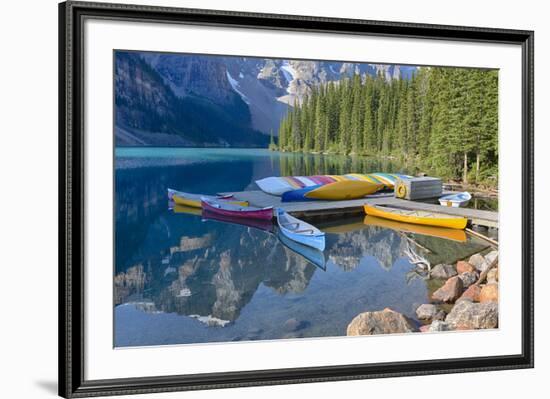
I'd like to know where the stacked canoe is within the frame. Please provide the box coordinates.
[256,173,412,200]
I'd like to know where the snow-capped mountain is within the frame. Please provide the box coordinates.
[115,51,416,146]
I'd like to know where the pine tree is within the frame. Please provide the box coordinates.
[396,79,409,155]
[479,70,498,182]
[277,117,286,150]
[338,79,352,154]
[350,74,363,154]
[313,89,325,152]
[362,78,375,154]
[406,73,419,157]
[269,128,276,150]
[290,105,301,151]
[417,68,433,159]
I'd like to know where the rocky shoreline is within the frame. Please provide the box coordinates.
[347,249,499,336]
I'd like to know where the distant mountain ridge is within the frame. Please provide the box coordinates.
[115,52,267,147]
[115,51,416,147]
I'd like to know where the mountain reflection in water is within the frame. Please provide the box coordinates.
[114,148,489,347]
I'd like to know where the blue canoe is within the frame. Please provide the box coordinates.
[281,185,322,202]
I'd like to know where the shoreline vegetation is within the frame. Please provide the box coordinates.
[271,67,499,189]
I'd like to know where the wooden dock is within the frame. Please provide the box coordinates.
[225,190,498,228]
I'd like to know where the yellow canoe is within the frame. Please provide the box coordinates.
[363,215,467,241]
[173,194,248,208]
[172,204,203,216]
[363,204,468,230]
[305,180,383,200]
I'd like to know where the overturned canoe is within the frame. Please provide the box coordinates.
[363,204,468,230]
[201,197,273,220]
[276,208,325,251]
[305,180,383,200]
[255,173,412,196]
[281,185,322,202]
[168,188,248,208]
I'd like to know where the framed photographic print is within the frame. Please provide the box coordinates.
[59,1,534,397]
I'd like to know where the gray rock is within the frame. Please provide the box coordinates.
[432,276,463,303]
[429,320,450,332]
[458,271,478,288]
[445,300,498,329]
[469,253,489,272]
[416,304,438,320]
[431,264,457,279]
[433,310,447,321]
[347,308,417,336]
[485,250,498,265]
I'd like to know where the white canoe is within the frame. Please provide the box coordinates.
[438,192,472,208]
[275,208,325,251]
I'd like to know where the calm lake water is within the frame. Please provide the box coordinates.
[114,148,489,347]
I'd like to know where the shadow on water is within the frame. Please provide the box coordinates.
[114,148,490,347]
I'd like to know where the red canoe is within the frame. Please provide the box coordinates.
[201,197,273,221]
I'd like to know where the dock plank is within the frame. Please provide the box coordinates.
[225,190,498,228]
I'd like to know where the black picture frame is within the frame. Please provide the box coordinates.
[59,1,534,397]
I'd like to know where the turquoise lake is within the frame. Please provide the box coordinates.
[114,147,489,347]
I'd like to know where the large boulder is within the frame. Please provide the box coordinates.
[458,271,478,288]
[479,283,499,303]
[416,304,438,320]
[431,264,457,279]
[457,261,476,274]
[446,301,498,329]
[459,284,481,302]
[469,253,489,272]
[347,308,417,336]
[432,276,463,303]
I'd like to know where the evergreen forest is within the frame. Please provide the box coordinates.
[273,67,498,186]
